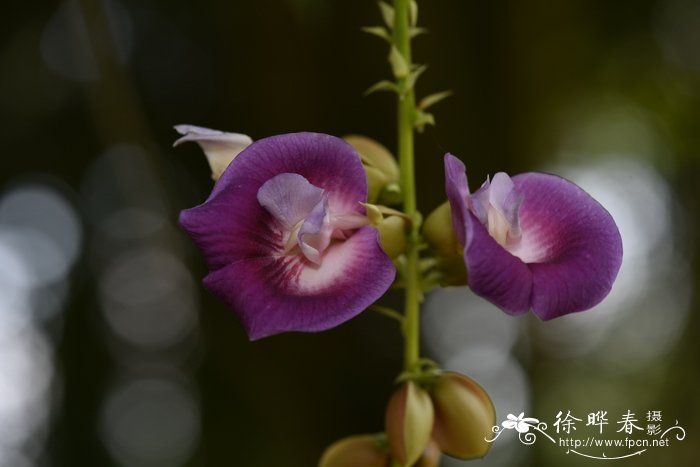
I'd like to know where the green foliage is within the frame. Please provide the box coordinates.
[378,1,395,29]
[389,46,410,79]
[419,90,452,110]
[413,109,435,132]
[362,26,392,42]
[365,80,400,95]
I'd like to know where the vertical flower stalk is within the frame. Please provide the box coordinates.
[393,0,421,372]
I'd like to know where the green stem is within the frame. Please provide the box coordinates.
[393,0,421,372]
[370,305,405,324]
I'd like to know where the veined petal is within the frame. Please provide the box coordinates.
[511,172,623,319]
[180,133,395,339]
[201,226,395,340]
[444,155,531,315]
[174,124,252,180]
[181,133,371,271]
[464,211,532,315]
[209,132,369,214]
[442,154,622,319]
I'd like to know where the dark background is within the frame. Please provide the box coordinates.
[1,0,699,466]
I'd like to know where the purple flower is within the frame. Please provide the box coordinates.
[444,154,622,319]
[180,132,396,339]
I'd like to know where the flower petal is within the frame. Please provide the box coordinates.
[180,133,395,339]
[256,173,325,230]
[444,155,532,315]
[297,196,332,265]
[201,226,395,340]
[210,132,368,214]
[444,154,471,246]
[174,124,252,180]
[443,154,622,319]
[511,172,623,319]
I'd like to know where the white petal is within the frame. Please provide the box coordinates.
[174,124,252,180]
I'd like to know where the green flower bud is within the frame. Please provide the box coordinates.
[377,214,409,259]
[385,382,434,467]
[318,434,390,467]
[344,135,401,205]
[430,372,496,460]
[364,203,410,259]
[422,201,467,285]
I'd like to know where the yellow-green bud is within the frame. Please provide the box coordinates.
[385,382,434,467]
[318,434,389,467]
[422,202,467,285]
[430,372,496,460]
[344,135,401,205]
[377,215,409,259]
[363,203,410,259]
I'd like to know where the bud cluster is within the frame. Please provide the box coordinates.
[320,371,495,467]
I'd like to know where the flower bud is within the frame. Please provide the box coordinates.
[385,382,434,467]
[422,201,467,285]
[430,372,496,460]
[364,204,410,259]
[377,215,409,259]
[318,434,390,467]
[344,135,401,205]
[414,438,441,467]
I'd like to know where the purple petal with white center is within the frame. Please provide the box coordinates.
[180,132,395,339]
[202,226,394,339]
[445,155,532,315]
[511,172,623,319]
[174,124,252,180]
[443,154,622,319]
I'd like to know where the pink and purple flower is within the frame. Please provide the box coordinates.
[444,154,622,319]
[180,132,396,339]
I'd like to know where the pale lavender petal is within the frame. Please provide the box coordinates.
[468,177,490,225]
[512,173,623,319]
[201,226,395,340]
[489,172,523,233]
[297,196,332,264]
[256,173,325,230]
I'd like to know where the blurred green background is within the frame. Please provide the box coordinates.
[1,0,699,466]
